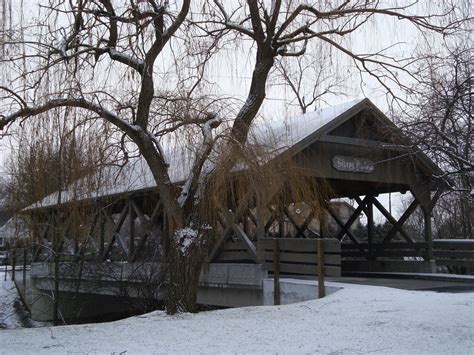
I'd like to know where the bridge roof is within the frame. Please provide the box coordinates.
[24,98,441,211]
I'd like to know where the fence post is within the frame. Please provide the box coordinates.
[273,239,280,305]
[23,248,27,288]
[4,252,7,281]
[11,249,16,282]
[256,238,263,264]
[424,210,433,261]
[317,239,325,298]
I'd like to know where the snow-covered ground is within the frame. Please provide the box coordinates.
[0,271,24,330]
[0,280,472,354]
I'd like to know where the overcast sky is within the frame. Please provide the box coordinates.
[0,1,433,165]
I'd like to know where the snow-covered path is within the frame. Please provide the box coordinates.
[0,281,473,354]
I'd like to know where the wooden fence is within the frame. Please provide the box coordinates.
[214,238,255,263]
[433,239,474,270]
[258,238,341,277]
[341,242,429,260]
[258,238,341,304]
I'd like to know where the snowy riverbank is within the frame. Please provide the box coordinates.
[0,279,472,354]
[0,273,25,330]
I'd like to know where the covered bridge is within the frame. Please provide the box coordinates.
[25,98,443,274]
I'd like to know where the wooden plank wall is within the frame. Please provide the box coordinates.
[433,240,474,269]
[341,242,429,259]
[215,238,254,262]
[258,238,341,277]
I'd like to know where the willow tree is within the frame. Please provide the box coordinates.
[0,0,468,312]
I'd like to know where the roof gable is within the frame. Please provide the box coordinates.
[249,99,365,160]
[326,106,402,144]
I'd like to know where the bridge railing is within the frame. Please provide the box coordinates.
[257,238,340,304]
[341,242,429,260]
[258,238,341,277]
[433,239,474,271]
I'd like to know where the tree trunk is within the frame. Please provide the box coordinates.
[165,219,206,314]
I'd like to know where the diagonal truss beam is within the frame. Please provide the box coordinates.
[371,196,415,244]
[102,203,129,261]
[208,190,254,261]
[326,206,363,247]
[334,196,368,242]
[382,199,419,244]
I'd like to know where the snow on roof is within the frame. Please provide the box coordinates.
[249,99,363,156]
[24,146,191,210]
[25,99,364,210]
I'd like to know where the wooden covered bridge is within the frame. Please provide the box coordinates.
[14,98,450,319]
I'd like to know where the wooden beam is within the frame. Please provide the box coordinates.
[354,195,386,250]
[317,239,325,298]
[296,209,316,238]
[134,234,154,262]
[424,209,433,261]
[211,180,285,262]
[319,207,326,239]
[149,200,163,223]
[129,200,135,261]
[263,208,276,234]
[260,238,341,277]
[382,199,418,244]
[256,193,266,241]
[278,212,285,239]
[129,199,157,262]
[341,242,428,250]
[273,238,280,306]
[334,197,367,242]
[102,204,129,261]
[319,134,392,149]
[115,232,129,256]
[231,223,257,261]
[428,187,443,212]
[409,182,432,214]
[208,190,253,261]
[371,196,414,244]
[99,211,105,258]
[246,207,258,227]
[261,251,341,264]
[326,207,361,246]
[77,210,101,260]
[282,206,314,238]
[366,196,375,260]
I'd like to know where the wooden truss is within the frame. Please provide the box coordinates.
[31,195,165,263]
[29,183,440,264]
[211,187,440,263]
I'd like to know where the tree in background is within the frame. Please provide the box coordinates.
[400,43,472,239]
[4,116,113,211]
[272,43,348,114]
[1,108,115,325]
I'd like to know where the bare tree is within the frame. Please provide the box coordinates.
[398,42,472,239]
[0,1,469,312]
[272,45,347,113]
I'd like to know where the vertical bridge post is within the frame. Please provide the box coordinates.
[23,248,27,288]
[317,239,325,298]
[424,209,433,261]
[273,238,280,305]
